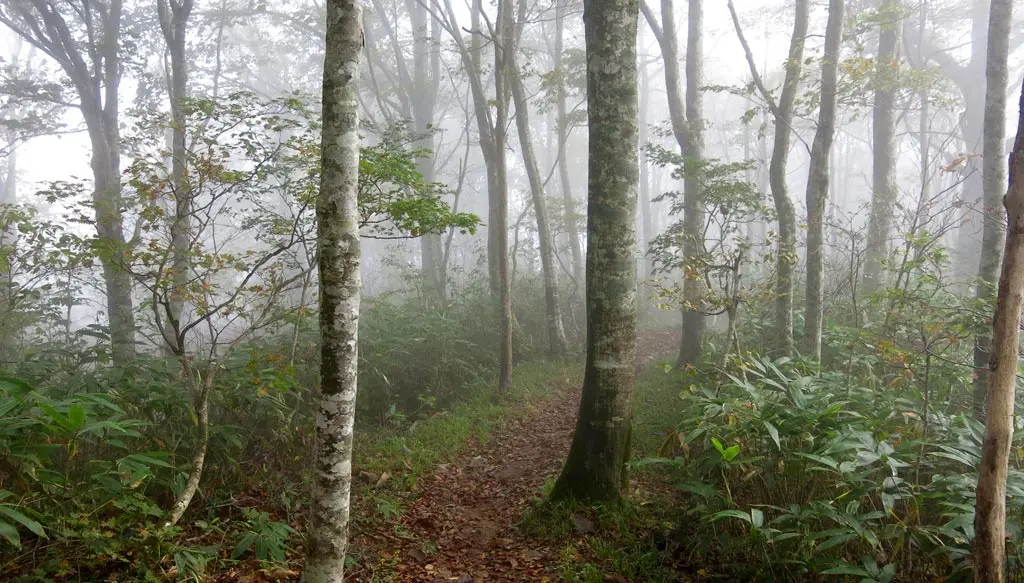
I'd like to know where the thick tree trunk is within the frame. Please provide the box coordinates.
[862,2,902,298]
[972,0,1012,419]
[802,0,843,360]
[554,0,584,292]
[973,77,1024,583]
[551,0,638,503]
[508,58,568,356]
[302,1,362,579]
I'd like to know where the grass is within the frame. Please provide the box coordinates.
[354,359,579,483]
[517,360,690,583]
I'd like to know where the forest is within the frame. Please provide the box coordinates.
[1,0,1024,581]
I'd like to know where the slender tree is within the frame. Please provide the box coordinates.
[508,54,569,356]
[862,2,902,297]
[640,0,704,366]
[803,0,844,359]
[551,0,638,503]
[157,0,194,349]
[554,0,585,292]
[972,0,1013,418]
[728,0,808,357]
[973,77,1024,583]
[302,0,363,579]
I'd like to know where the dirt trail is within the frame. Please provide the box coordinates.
[351,331,678,582]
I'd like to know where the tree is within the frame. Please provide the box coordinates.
[302,0,362,579]
[426,0,513,390]
[157,0,194,348]
[551,0,638,503]
[862,2,903,298]
[728,0,808,357]
[971,0,1013,418]
[803,0,844,359]
[553,0,585,294]
[508,44,569,357]
[972,77,1024,583]
[0,1,137,365]
[640,0,705,367]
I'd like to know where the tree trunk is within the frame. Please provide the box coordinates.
[554,0,584,292]
[640,0,704,366]
[728,0,806,357]
[972,0,1012,419]
[158,0,194,347]
[972,77,1024,583]
[166,359,213,526]
[678,0,704,367]
[802,0,843,360]
[302,0,362,579]
[508,57,568,356]
[410,1,446,306]
[862,2,902,297]
[494,0,513,390]
[551,0,638,503]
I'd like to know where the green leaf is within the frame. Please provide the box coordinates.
[710,509,752,524]
[722,445,741,462]
[818,532,859,551]
[821,564,871,576]
[0,506,45,538]
[66,404,86,431]
[763,421,781,451]
[0,520,20,547]
[231,531,257,559]
[711,437,725,455]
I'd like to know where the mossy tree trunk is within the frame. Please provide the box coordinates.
[302,0,363,580]
[551,0,638,503]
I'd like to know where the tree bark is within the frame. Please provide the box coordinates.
[551,0,638,503]
[972,0,1012,419]
[802,0,843,360]
[508,56,569,356]
[727,0,807,357]
[972,77,1024,583]
[862,2,902,297]
[302,0,362,579]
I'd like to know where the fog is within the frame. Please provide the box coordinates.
[2,0,1024,581]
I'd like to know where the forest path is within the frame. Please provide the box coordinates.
[350,330,678,583]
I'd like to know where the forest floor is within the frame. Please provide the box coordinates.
[210,330,679,583]
[341,330,680,583]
